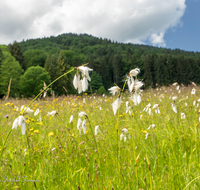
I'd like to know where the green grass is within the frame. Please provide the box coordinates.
[0,87,200,189]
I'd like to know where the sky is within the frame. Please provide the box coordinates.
[0,0,199,52]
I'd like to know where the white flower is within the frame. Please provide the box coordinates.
[77,118,82,130]
[112,97,121,115]
[147,124,155,130]
[120,128,131,142]
[176,85,180,90]
[131,94,141,106]
[73,73,80,89]
[145,133,149,139]
[172,96,178,101]
[78,66,93,81]
[34,109,40,116]
[20,105,34,114]
[47,110,57,116]
[126,101,132,115]
[127,76,134,92]
[129,68,140,77]
[153,104,160,114]
[14,106,19,111]
[78,79,83,94]
[170,103,177,113]
[95,125,100,136]
[69,115,73,123]
[79,111,87,118]
[82,119,87,134]
[133,80,144,92]
[12,116,26,135]
[191,88,196,95]
[108,86,121,95]
[181,113,186,119]
[82,77,88,92]
[21,121,26,135]
[52,148,56,151]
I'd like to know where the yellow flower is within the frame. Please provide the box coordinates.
[5,103,10,106]
[36,122,43,126]
[48,132,54,136]
[71,133,75,137]
[141,129,148,134]
[29,128,34,132]
[34,130,39,133]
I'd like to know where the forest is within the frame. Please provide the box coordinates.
[0,33,200,97]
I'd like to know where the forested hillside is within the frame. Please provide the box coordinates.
[0,33,200,97]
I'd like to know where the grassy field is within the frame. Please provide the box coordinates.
[0,86,200,189]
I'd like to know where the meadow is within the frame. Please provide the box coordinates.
[0,85,200,189]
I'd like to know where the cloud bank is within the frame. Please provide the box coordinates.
[0,0,186,47]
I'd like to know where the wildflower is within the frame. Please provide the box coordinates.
[172,96,178,102]
[112,96,121,115]
[129,68,140,77]
[77,118,82,132]
[95,125,100,135]
[20,105,34,114]
[152,104,160,114]
[77,66,93,81]
[12,116,26,135]
[108,86,121,95]
[14,106,19,111]
[170,103,177,113]
[73,73,80,90]
[131,94,141,106]
[48,132,54,136]
[181,113,186,119]
[172,82,178,86]
[126,101,132,115]
[127,76,134,92]
[133,80,144,92]
[82,118,87,134]
[52,148,56,151]
[191,88,196,95]
[47,110,57,116]
[120,128,131,142]
[34,109,40,116]
[82,77,89,92]
[79,111,87,118]
[145,133,149,139]
[4,114,9,118]
[69,115,73,123]
[147,124,155,130]
[34,130,39,133]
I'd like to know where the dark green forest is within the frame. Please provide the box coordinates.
[0,33,200,97]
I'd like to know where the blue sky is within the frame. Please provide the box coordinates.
[0,0,199,52]
[145,0,200,52]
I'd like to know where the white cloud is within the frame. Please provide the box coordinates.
[149,32,166,47]
[0,0,186,47]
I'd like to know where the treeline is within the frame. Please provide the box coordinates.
[0,33,200,97]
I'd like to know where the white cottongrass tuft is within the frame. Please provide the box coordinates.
[12,116,26,135]
[47,110,57,116]
[34,109,40,116]
[112,97,121,115]
[79,111,87,118]
[95,125,100,136]
[69,115,73,123]
[108,86,121,95]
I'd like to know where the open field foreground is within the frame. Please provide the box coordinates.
[1,86,200,189]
